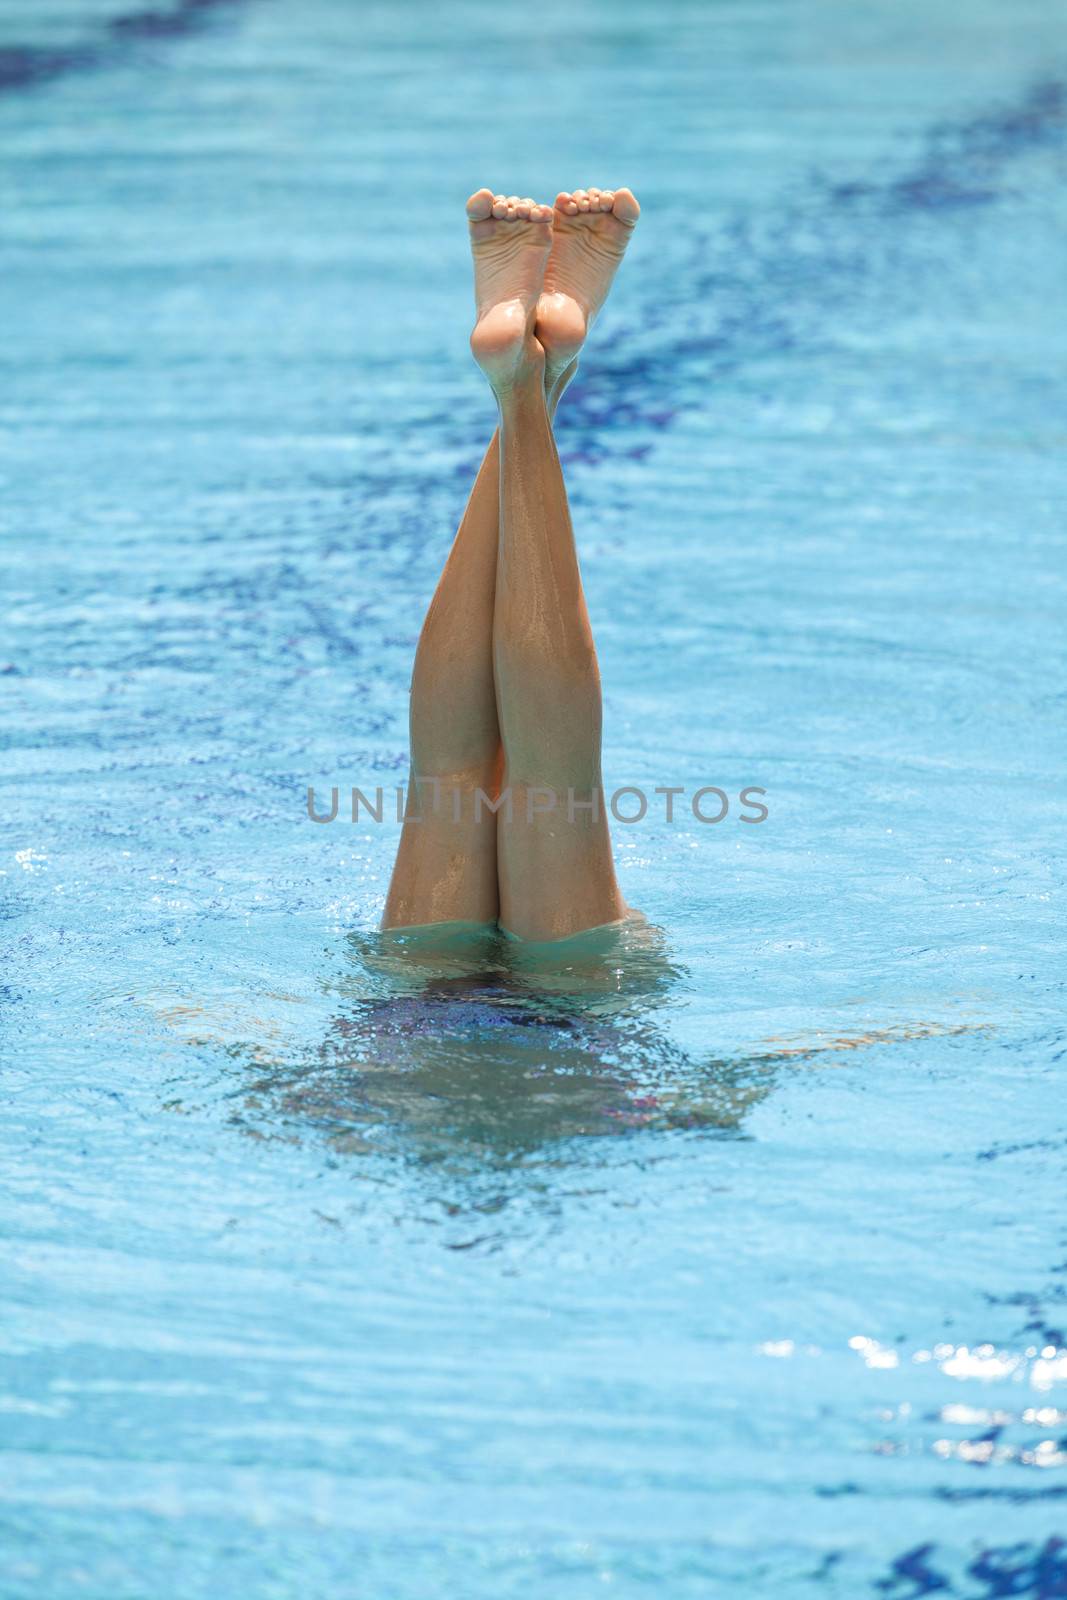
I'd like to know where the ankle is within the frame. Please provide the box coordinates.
[495,364,550,423]
[487,344,547,406]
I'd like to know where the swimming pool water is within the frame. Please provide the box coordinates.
[2,1,1066,1594]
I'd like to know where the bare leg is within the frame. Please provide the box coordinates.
[381,441,502,928]
[383,190,555,929]
[491,362,627,940]
[382,369,578,929]
[384,185,640,937]
[460,195,635,949]
[491,184,641,940]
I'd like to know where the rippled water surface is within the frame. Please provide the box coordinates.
[2,0,1067,1594]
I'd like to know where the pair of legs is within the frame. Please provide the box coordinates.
[382,186,641,942]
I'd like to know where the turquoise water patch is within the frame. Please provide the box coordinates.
[1,0,1066,1594]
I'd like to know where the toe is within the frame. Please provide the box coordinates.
[466,188,496,222]
[555,190,578,216]
[492,198,509,219]
[514,199,531,219]
[611,187,641,226]
[598,190,615,212]
[572,188,591,212]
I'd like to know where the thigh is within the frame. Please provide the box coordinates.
[496,780,627,941]
[382,768,500,929]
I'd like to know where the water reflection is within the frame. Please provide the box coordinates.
[232,919,975,1167]
[240,917,738,1160]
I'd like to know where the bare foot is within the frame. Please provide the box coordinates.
[536,186,640,388]
[466,188,554,391]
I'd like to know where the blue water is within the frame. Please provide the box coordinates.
[2,1,1067,1594]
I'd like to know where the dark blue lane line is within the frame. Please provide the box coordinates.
[556,73,1067,455]
[837,77,1067,211]
[874,1537,1067,1599]
[0,0,247,93]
